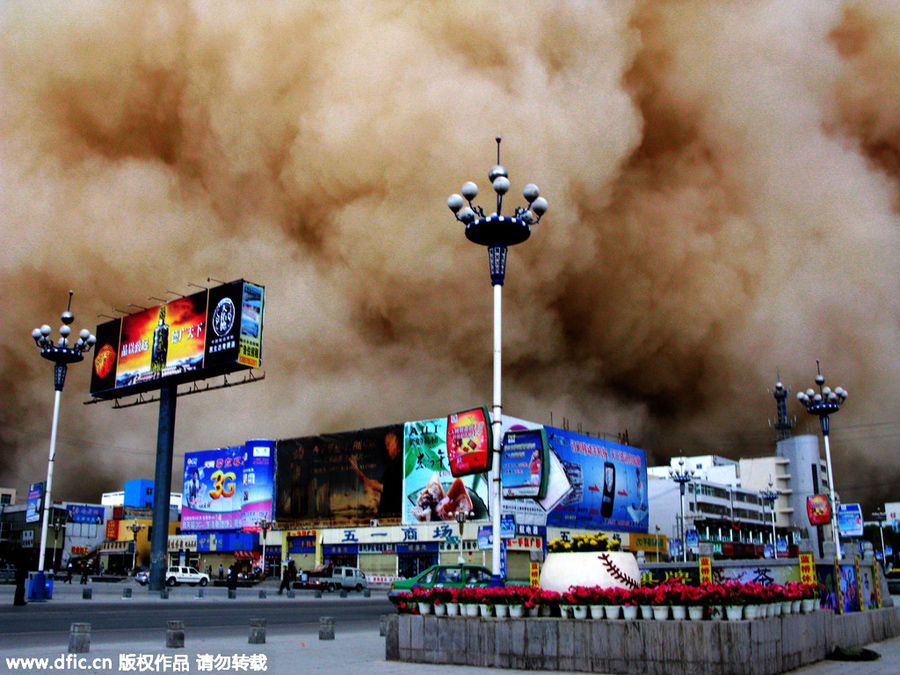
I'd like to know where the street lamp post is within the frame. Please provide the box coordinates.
[796,362,848,564]
[29,291,96,601]
[50,515,66,572]
[125,520,146,574]
[448,136,548,582]
[759,478,779,555]
[873,511,887,563]
[453,509,475,565]
[655,525,661,562]
[257,518,272,578]
[670,457,694,563]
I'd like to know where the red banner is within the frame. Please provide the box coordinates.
[807,495,830,525]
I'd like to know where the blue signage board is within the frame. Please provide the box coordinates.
[25,483,43,524]
[500,428,548,499]
[837,504,864,538]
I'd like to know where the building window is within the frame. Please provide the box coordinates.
[0,494,11,505]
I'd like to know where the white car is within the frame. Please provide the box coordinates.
[165,566,209,587]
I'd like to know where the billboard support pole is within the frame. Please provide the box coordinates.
[149,384,177,591]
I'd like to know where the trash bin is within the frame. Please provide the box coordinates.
[28,572,54,599]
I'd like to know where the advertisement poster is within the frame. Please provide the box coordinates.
[807,494,830,525]
[66,504,105,525]
[182,446,244,532]
[544,427,649,533]
[403,417,490,525]
[241,440,275,532]
[838,503,864,538]
[446,407,492,477]
[90,279,265,400]
[25,482,43,524]
[275,425,404,525]
[500,428,548,499]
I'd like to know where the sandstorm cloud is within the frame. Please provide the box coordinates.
[1,1,898,508]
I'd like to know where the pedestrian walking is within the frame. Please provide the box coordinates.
[65,561,73,584]
[12,549,28,606]
[278,560,296,595]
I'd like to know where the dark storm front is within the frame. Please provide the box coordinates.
[275,425,405,526]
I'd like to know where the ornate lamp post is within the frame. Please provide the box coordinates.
[29,291,96,600]
[448,136,548,582]
[452,509,475,565]
[655,524,661,562]
[125,520,146,573]
[50,514,66,572]
[257,518,272,577]
[759,478,779,554]
[669,457,694,563]
[796,362,848,562]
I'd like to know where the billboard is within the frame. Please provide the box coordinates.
[500,428,548,499]
[807,495,830,525]
[403,417,490,525]
[275,424,404,526]
[89,279,265,400]
[182,442,275,532]
[543,427,649,533]
[838,503,864,538]
[446,407,492,477]
[182,447,245,532]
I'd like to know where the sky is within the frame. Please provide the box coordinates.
[1,1,898,516]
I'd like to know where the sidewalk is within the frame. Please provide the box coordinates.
[1,581,899,675]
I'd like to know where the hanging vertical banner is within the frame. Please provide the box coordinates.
[446,407,492,477]
[25,482,44,524]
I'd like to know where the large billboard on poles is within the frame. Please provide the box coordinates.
[89,279,265,400]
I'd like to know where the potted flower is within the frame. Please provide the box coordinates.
[720,580,747,621]
[540,532,641,596]
[607,586,633,620]
[629,585,656,620]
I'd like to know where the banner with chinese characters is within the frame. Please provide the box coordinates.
[182,447,244,531]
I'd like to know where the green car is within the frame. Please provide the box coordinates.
[387,564,523,605]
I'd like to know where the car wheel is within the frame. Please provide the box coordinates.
[166,577,176,587]
[327,583,335,592]
[200,578,208,587]
[355,584,364,592]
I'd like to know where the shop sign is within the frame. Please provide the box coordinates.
[358,543,396,554]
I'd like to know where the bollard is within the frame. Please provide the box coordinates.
[319,617,335,640]
[122,588,132,600]
[69,623,90,654]
[286,589,295,599]
[314,589,322,598]
[160,588,169,600]
[166,620,184,648]
[258,590,267,599]
[82,588,92,600]
[196,588,204,599]
[339,589,348,598]
[228,589,237,599]
[379,615,389,637]
[248,618,266,644]
[364,589,371,598]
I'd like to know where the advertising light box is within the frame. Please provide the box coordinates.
[89,279,264,400]
[500,428,548,499]
[446,407,492,477]
[807,495,831,525]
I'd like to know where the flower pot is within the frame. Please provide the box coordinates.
[622,605,638,620]
[572,605,589,619]
[495,604,509,618]
[417,602,432,615]
[781,601,792,615]
[801,599,817,614]
[725,605,744,621]
[791,600,801,614]
[434,603,447,616]
[479,603,493,617]
[446,602,460,616]
[670,605,686,621]
[743,604,759,620]
[687,606,704,621]
[606,605,622,620]
[527,606,540,617]
[639,605,654,620]
[539,551,641,594]
[709,605,724,621]
[540,605,553,617]
[652,606,669,621]
[589,605,606,620]
[464,603,480,617]
[509,604,524,618]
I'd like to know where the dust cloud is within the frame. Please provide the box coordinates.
[1,1,898,512]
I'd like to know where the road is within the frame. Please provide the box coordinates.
[0,580,393,651]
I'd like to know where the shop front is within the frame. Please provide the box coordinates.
[98,540,133,575]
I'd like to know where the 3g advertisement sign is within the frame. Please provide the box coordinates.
[182,447,245,532]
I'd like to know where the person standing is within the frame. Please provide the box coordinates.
[278,560,296,595]
[13,549,28,606]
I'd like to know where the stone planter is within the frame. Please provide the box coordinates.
[539,551,641,594]
[687,606,704,621]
